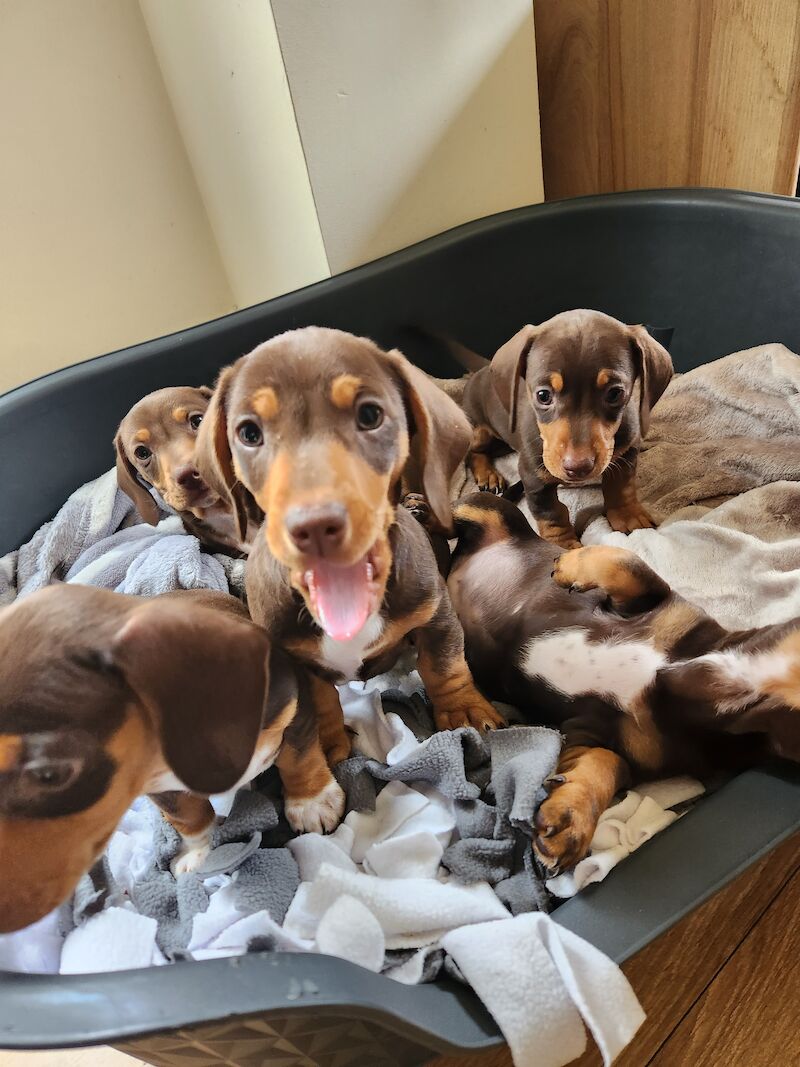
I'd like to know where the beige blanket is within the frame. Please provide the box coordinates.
[450,345,800,631]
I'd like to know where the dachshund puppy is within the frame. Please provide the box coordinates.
[459,310,674,547]
[447,493,800,874]
[195,327,504,763]
[115,386,261,556]
[0,584,343,933]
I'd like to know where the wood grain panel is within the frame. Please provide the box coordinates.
[430,831,800,1067]
[535,0,800,199]
[651,864,800,1066]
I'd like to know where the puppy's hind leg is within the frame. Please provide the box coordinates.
[552,545,671,614]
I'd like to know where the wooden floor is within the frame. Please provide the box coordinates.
[4,833,799,1067]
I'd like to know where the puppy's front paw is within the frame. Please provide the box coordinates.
[285,779,345,835]
[401,492,433,527]
[170,829,213,877]
[533,776,598,874]
[606,502,656,534]
[478,469,507,495]
[434,693,506,733]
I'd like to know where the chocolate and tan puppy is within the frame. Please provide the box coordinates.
[0,584,343,933]
[115,386,261,556]
[195,327,504,761]
[447,493,800,874]
[459,310,673,547]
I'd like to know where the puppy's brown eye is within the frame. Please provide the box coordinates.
[188,412,203,431]
[356,402,384,430]
[535,388,553,406]
[24,758,78,790]
[134,445,152,461]
[238,420,263,446]
[605,385,625,405]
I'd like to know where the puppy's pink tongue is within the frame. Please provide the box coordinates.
[307,557,371,641]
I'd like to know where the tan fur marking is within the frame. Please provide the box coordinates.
[620,707,665,774]
[133,428,151,443]
[650,600,705,654]
[537,515,580,549]
[596,369,611,388]
[602,456,655,532]
[252,386,280,421]
[276,735,335,802]
[761,631,800,708]
[171,407,188,424]
[468,452,506,493]
[308,677,351,766]
[330,374,363,410]
[453,503,507,537]
[534,746,629,870]
[553,545,648,601]
[417,650,505,732]
[0,708,155,932]
[549,371,564,393]
[0,736,21,773]
[158,793,215,837]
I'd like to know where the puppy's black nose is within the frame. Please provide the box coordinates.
[562,455,595,481]
[286,503,348,556]
[176,466,206,490]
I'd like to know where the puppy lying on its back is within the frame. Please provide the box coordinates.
[115,386,261,556]
[447,493,800,873]
[456,311,673,547]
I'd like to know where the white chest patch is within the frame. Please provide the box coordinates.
[520,627,666,710]
[319,613,385,681]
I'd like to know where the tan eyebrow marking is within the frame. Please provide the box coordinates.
[549,372,564,393]
[133,428,151,443]
[596,369,611,388]
[171,407,188,423]
[252,386,280,420]
[330,374,362,409]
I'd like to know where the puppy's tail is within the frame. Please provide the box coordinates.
[405,325,491,372]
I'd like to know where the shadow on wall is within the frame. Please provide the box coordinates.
[352,20,541,268]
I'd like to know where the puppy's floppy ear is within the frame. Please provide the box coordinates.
[630,326,674,437]
[110,597,269,795]
[385,349,471,534]
[490,325,538,435]
[194,363,250,539]
[198,385,214,399]
[114,432,160,526]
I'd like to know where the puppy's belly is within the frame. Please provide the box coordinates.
[521,627,665,710]
[319,613,385,681]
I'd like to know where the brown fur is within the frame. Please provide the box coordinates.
[458,310,673,544]
[0,584,336,933]
[448,493,800,873]
[115,385,256,557]
[195,328,499,735]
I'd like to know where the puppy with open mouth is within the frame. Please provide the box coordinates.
[196,327,504,765]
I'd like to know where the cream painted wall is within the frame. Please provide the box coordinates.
[272,0,544,273]
[0,0,234,394]
[139,0,330,310]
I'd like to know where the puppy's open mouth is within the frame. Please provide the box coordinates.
[298,543,383,642]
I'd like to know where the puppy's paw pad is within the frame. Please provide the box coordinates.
[401,493,433,526]
[606,504,656,534]
[533,780,596,874]
[285,780,345,835]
